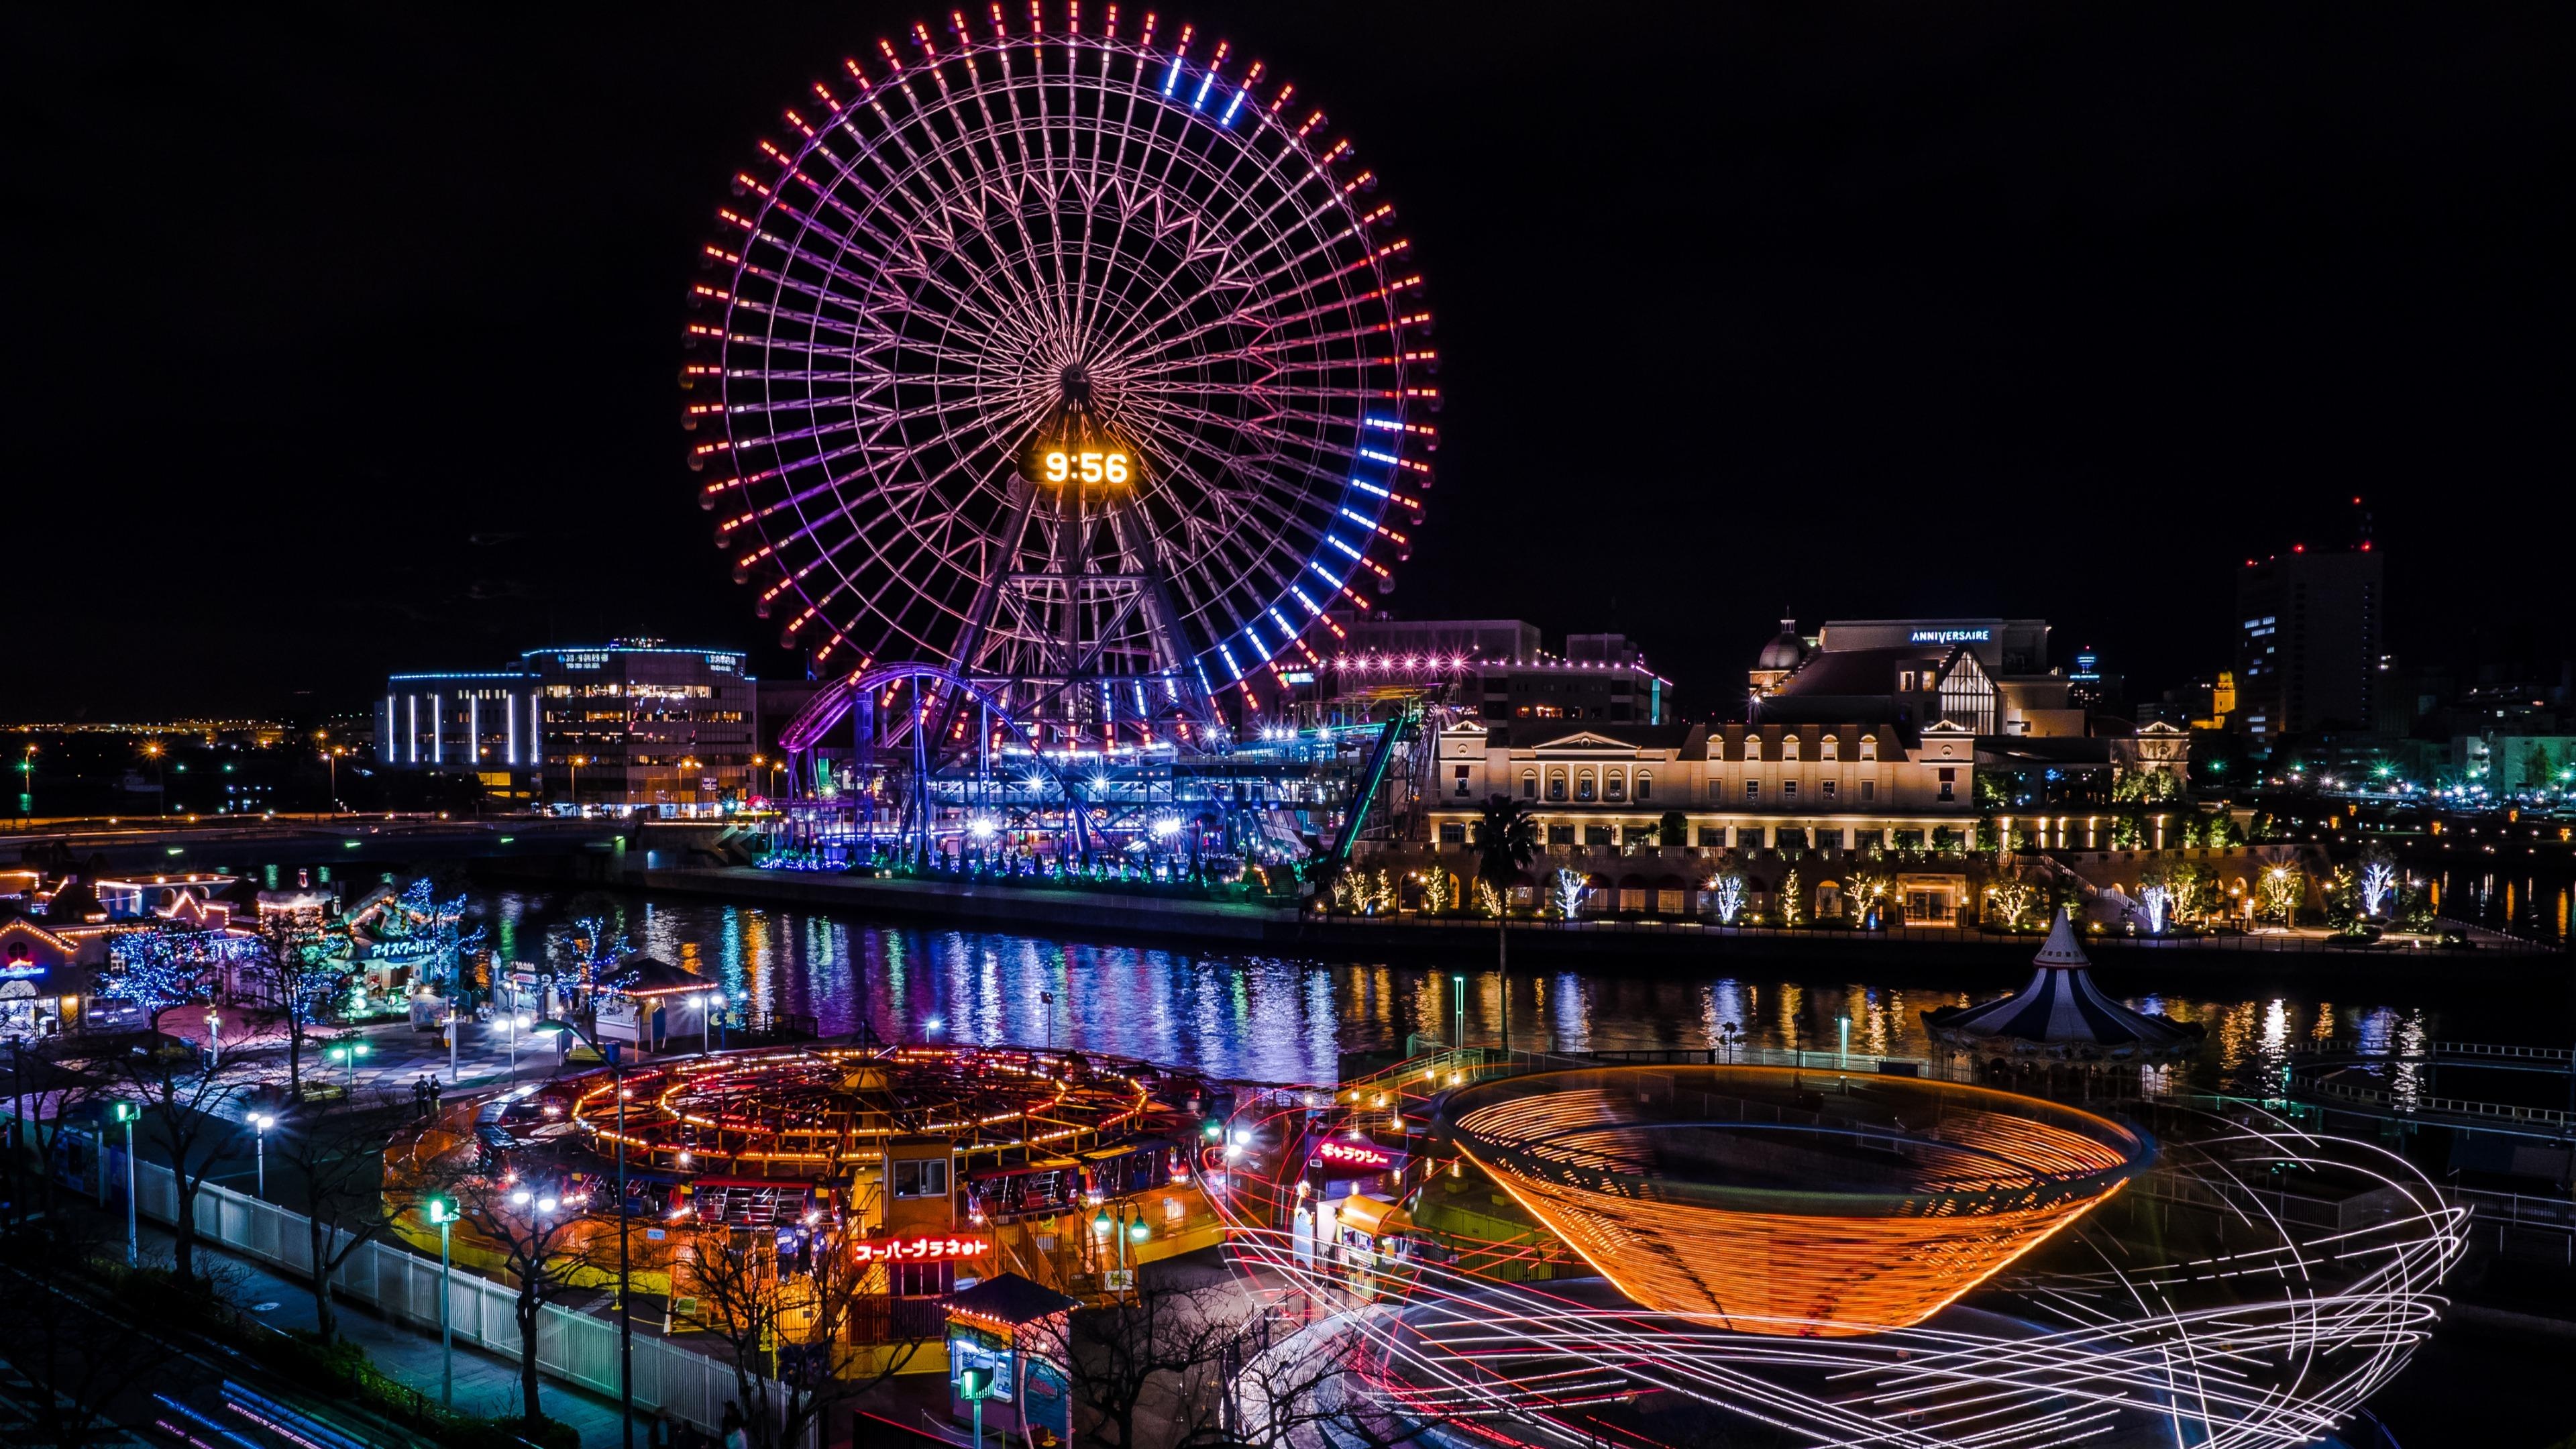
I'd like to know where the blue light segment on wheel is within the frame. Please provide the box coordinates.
[1193,72,1216,110]
[1245,621,1270,657]
[1338,508,1380,529]
[1359,448,1399,466]
[1165,57,1183,95]
[1269,607,1297,640]
[1194,661,1216,699]
[1222,88,1246,125]
[1218,645,1242,681]
[1309,560,1345,590]
[1350,480,1390,498]
[1364,416,1400,430]
[1291,587,1324,616]
[1328,536,1364,562]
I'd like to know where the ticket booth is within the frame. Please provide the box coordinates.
[943,1273,1080,1448]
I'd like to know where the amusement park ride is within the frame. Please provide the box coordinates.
[685,7,1450,871]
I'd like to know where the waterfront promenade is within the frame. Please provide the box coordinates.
[622,864,2558,975]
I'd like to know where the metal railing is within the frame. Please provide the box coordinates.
[103,1150,804,1444]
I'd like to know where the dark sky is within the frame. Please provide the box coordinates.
[11,3,2571,722]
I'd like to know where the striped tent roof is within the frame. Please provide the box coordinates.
[1923,909,2201,1060]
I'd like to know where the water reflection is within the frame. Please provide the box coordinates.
[474,890,2562,1091]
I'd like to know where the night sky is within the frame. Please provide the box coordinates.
[13,3,2571,721]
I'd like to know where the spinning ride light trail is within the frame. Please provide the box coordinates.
[689,3,1437,767]
[1209,1078,2465,1449]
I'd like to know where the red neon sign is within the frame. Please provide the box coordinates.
[1318,1140,1393,1170]
[851,1234,990,1264]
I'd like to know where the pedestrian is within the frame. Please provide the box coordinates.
[411,1075,429,1121]
[720,1401,746,1449]
[651,1412,674,1449]
[429,1076,443,1114]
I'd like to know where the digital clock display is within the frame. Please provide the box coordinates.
[1039,449,1132,486]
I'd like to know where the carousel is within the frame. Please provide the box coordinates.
[1923,908,2202,1061]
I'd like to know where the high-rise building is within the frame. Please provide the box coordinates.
[2233,547,2383,737]
[382,640,757,810]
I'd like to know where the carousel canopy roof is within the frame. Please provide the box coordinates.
[1925,909,2200,1055]
[945,1271,1080,1325]
[598,955,708,996]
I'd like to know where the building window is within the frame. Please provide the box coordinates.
[1697,826,1725,847]
[892,1159,949,1199]
[1453,764,1472,797]
[1438,822,1466,845]
[1744,780,1761,802]
[1781,780,1799,800]
[1782,737,1799,761]
[1605,774,1625,802]
[1548,774,1567,802]
[1584,825,1613,846]
[1576,773,1596,803]
[1820,780,1837,801]
[1815,828,1843,850]
[1861,780,1876,802]
[892,1262,954,1297]
[1548,824,1576,845]
[1860,739,1877,761]
[1937,766,1956,803]
[1521,771,1538,799]
[1821,737,1839,761]
[1635,773,1652,802]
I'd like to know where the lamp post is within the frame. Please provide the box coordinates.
[505,1010,529,1079]
[425,1192,458,1405]
[1839,1014,1850,1069]
[327,1038,370,1094]
[205,1007,223,1070]
[538,1017,632,1449]
[568,755,589,812]
[1450,973,1466,1051]
[960,1365,994,1449]
[249,1112,274,1200]
[111,1101,140,1265]
[443,1010,459,1086]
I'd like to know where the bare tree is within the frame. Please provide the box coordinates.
[272,1091,409,1346]
[107,1036,245,1283]
[6,1035,104,1234]
[1035,1277,1252,1449]
[1194,1305,1438,1449]
[241,916,347,1105]
[441,1169,603,1426]
[678,1223,926,1449]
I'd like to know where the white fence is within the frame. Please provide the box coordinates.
[107,1147,784,1440]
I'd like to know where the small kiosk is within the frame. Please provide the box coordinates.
[942,1273,1079,1449]
[592,955,719,1053]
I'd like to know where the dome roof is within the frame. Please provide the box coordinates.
[1755,616,1807,672]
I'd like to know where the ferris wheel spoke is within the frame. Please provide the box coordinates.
[710,19,1429,693]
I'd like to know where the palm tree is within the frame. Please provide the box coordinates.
[1470,794,1541,1053]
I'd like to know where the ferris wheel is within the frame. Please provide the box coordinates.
[690,4,1436,738]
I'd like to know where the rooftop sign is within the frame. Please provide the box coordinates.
[1910,629,1991,644]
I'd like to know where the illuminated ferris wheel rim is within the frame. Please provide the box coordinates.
[690,5,1436,705]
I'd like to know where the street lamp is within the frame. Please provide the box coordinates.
[112,1101,141,1265]
[326,1038,370,1093]
[1450,973,1466,1051]
[537,1017,634,1449]
[423,1192,458,1406]
[249,1112,274,1200]
[205,1007,223,1069]
[959,1365,995,1449]
[568,754,590,811]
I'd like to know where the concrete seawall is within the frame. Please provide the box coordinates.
[563,865,2562,984]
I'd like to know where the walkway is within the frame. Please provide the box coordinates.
[128,1216,633,1447]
